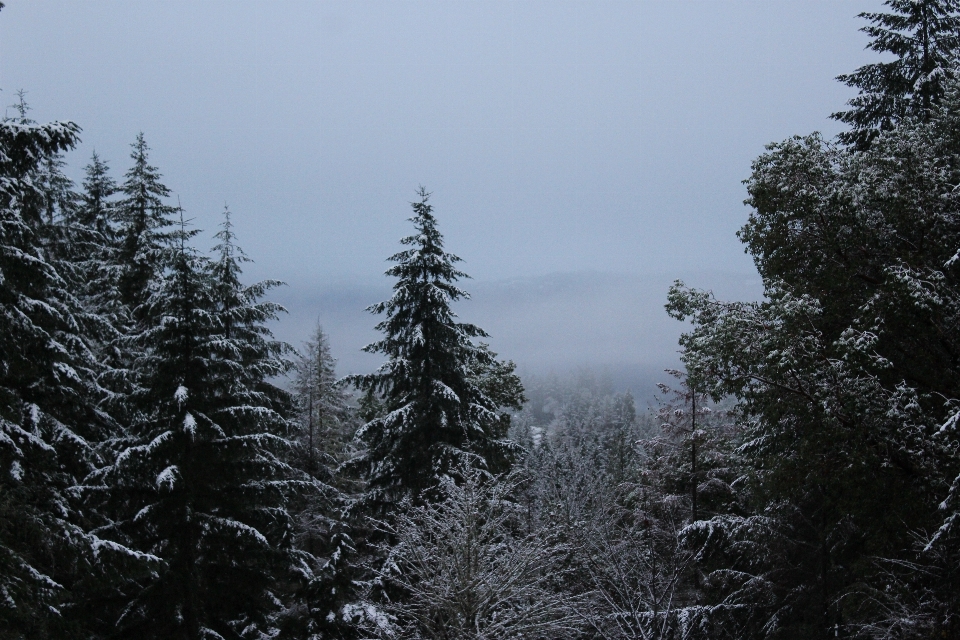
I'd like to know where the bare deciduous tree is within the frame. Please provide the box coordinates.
[357,460,582,640]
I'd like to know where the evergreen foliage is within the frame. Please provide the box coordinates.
[36,150,76,227]
[78,151,118,242]
[347,188,522,505]
[73,152,124,342]
[291,322,354,479]
[668,81,960,639]
[6,3,960,638]
[91,217,302,639]
[69,152,136,425]
[115,133,177,315]
[281,323,362,639]
[0,97,107,638]
[833,0,960,148]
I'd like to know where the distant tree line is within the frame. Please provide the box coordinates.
[2,0,960,638]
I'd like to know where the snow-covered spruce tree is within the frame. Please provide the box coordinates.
[94,134,179,427]
[37,139,130,397]
[71,152,126,366]
[91,219,304,639]
[208,207,354,638]
[833,0,960,148]
[19,102,108,328]
[207,205,291,411]
[115,133,177,316]
[0,99,117,637]
[44,151,126,394]
[347,188,522,507]
[24,94,85,282]
[77,151,118,242]
[352,459,581,639]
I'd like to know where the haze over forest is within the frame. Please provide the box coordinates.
[0,1,878,395]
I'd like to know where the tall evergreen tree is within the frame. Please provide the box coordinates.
[78,151,118,242]
[72,151,124,341]
[93,218,303,639]
[667,81,960,638]
[0,97,111,638]
[347,188,522,507]
[833,0,960,148]
[61,152,141,435]
[115,133,176,315]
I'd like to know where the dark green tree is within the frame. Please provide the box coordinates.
[93,219,303,639]
[667,83,960,639]
[78,151,118,242]
[833,0,960,148]
[71,151,125,361]
[115,133,177,315]
[0,97,116,638]
[347,188,522,507]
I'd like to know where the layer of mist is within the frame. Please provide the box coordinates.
[270,270,763,401]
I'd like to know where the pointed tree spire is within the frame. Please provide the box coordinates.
[210,205,249,340]
[78,150,118,239]
[347,187,522,506]
[116,132,177,314]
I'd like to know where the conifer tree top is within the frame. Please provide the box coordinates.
[347,188,517,504]
[78,150,117,234]
[384,186,468,292]
[833,0,960,148]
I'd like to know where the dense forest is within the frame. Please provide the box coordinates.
[3,1,960,638]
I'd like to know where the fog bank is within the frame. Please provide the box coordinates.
[271,270,764,400]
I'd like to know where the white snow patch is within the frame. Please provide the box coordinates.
[940,410,960,434]
[156,465,179,491]
[342,603,395,635]
[946,248,960,268]
[89,536,162,563]
[175,385,188,406]
[184,412,196,436]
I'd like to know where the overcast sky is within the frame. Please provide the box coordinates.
[0,1,885,387]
